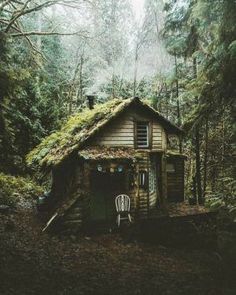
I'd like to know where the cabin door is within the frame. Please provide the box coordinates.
[90,170,126,222]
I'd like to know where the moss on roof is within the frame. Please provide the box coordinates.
[27,99,132,169]
[27,97,183,170]
[78,147,136,161]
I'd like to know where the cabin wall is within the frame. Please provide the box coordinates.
[152,121,166,150]
[59,154,185,232]
[134,152,162,217]
[91,111,134,147]
[59,162,91,233]
[149,155,159,209]
[51,157,78,201]
[90,108,166,150]
[63,155,153,225]
[135,151,150,217]
[167,156,185,202]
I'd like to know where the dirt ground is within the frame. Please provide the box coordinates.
[0,210,235,295]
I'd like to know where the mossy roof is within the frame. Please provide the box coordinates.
[78,147,136,161]
[27,97,183,170]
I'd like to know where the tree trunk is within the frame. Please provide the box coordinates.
[174,54,181,125]
[133,46,138,97]
[112,72,115,99]
[203,117,209,195]
[192,57,203,204]
[175,54,182,152]
[36,12,42,99]
[78,55,84,106]
[221,107,225,177]
[195,127,203,204]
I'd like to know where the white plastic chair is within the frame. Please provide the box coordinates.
[115,194,132,227]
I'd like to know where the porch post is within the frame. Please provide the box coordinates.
[161,153,167,206]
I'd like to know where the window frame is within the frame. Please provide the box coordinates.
[135,121,152,149]
[139,170,148,190]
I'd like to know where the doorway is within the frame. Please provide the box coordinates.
[90,170,126,222]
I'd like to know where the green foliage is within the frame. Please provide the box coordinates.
[0,31,68,174]
[161,0,236,206]
[205,177,236,210]
[0,173,43,207]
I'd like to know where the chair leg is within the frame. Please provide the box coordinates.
[128,214,132,223]
[117,214,120,227]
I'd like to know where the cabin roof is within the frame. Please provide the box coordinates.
[27,97,183,170]
[78,147,136,161]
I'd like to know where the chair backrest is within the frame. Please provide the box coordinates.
[115,194,130,213]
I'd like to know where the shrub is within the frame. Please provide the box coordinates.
[205,177,236,209]
[0,173,43,207]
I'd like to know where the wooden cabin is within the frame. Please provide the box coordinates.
[28,97,186,232]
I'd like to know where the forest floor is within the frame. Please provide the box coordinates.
[0,208,235,295]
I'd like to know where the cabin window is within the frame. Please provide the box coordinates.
[149,166,156,193]
[139,170,148,189]
[136,121,149,148]
[166,163,176,173]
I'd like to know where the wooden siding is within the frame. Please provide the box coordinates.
[149,157,158,209]
[91,112,134,147]
[91,108,166,150]
[152,121,165,150]
[64,164,88,231]
[167,157,185,202]
[149,190,156,209]
[135,151,150,217]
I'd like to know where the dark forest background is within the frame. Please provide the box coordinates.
[0,0,235,207]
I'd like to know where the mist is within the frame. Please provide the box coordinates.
[36,0,173,99]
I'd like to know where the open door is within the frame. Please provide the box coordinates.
[90,170,126,222]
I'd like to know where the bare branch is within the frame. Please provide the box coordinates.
[0,18,21,31]
[0,0,12,13]
[5,0,59,32]
[0,18,47,62]
[11,0,24,4]
[15,20,47,61]
[11,30,90,37]
[24,34,47,61]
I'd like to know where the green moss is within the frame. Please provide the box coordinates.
[0,173,44,207]
[27,98,131,169]
[27,97,182,170]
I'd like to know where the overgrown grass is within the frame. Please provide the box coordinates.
[0,173,43,207]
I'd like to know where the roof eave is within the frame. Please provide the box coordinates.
[132,98,184,135]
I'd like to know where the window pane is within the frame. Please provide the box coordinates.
[137,122,149,148]
[139,170,148,189]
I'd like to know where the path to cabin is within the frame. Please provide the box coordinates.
[0,209,234,295]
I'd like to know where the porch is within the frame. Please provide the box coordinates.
[78,147,189,225]
[78,147,137,225]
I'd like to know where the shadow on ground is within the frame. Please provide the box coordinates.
[0,209,235,295]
